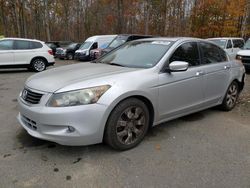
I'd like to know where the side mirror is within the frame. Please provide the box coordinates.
[168,61,189,72]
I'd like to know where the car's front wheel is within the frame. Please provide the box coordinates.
[66,53,74,60]
[104,98,150,150]
[220,81,239,111]
[31,58,47,72]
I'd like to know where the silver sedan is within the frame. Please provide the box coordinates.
[17,38,245,150]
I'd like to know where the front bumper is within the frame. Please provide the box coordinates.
[17,97,109,146]
[240,56,250,70]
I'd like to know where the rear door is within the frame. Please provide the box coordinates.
[199,42,230,105]
[13,40,34,65]
[0,40,14,65]
[225,39,234,59]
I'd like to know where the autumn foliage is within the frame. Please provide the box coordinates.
[0,0,249,42]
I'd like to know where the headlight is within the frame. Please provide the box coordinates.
[236,55,242,60]
[47,85,111,107]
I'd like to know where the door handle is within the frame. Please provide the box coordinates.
[224,65,230,70]
[196,71,205,76]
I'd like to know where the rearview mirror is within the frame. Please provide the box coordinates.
[169,61,189,72]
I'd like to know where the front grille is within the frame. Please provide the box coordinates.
[21,115,37,130]
[242,59,250,64]
[22,89,43,104]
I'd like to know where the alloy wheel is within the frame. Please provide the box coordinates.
[116,106,146,145]
[226,83,238,108]
[33,60,46,72]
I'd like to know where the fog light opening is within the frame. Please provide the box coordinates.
[67,126,75,133]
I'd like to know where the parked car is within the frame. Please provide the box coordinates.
[99,34,154,57]
[46,41,72,57]
[56,43,81,60]
[0,38,55,72]
[17,38,245,150]
[236,39,250,71]
[207,37,245,59]
[46,43,58,56]
[74,35,117,61]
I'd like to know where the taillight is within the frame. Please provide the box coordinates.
[48,50,53,55]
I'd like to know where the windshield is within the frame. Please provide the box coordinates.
[79,42,92,50]
[209,39,227,48]
[98,40,173,68]
[108,36,129,48]
[243,40,250,49]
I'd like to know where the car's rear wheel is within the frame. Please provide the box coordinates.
[31,58,46,72]
[104,98,150,150]
[220,81,239,111]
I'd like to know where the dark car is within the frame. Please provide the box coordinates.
[46,43,58,56]
[100,34,154,57]
[46,41,72,57]
[56,43,81,60]
[89,34,154,60]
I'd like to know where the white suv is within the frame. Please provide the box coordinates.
[207,37,245,59]
[236,39,250,71]
[0,38,55,72]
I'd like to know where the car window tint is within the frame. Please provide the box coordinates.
[31,41,42,49]
[226,40,232,49]
[233,39,244,48]
[0,40,13,50]
[15,40,31,49]
[169,42,200,66]
[200,42,227,64]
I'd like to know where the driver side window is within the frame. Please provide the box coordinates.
[169,42,200,67]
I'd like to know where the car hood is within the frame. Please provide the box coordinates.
[237,50,250,56]
[25,63,136,93]
[75,49,88,53]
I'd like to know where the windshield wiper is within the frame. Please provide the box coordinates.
[109,63,124,67]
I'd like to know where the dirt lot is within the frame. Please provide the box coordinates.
[0,60,249,188]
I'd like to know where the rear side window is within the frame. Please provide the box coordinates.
[14,40,42,50]
[233,39,244,48]
[200,42,227,64]
[0,40,13,50]
[31,41,42,49]
[169,42,200,66]
[14,40,30,49]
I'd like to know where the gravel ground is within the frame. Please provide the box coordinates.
[0,60,249,188]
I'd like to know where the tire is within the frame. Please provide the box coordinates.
[104,98,150,150]
[220,81,239,111]
[31,58,47,72]
[66,53,74,60]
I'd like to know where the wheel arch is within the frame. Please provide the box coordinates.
[30,56,48,65]
[101,94,156,141]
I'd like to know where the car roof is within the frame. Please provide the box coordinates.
[207,37,244,40]
[135,37,205,42]
[1,37,43,43]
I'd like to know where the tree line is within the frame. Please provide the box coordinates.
[0,0,249,42]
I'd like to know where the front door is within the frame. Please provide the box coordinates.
[158,42,204,121]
